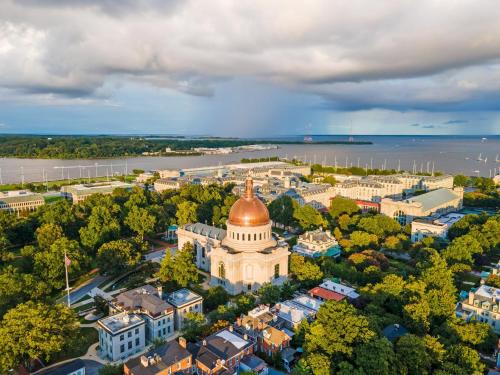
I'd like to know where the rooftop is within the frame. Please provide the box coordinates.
[0,190,43,203]
[33,359,85,375]
[115,285,173,316]
[406,188,460,212]
[61,181,133,195]
[167,288,203,307]
[98,312,144,334]
[125,340,191,375]
[473,284,500,301]
[182,223,226,240]
[320,280,359,299]
[309,286,346,302]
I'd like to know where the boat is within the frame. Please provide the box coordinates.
[481,137,488,143]
[495,154,500,163]
[477,153,483,161]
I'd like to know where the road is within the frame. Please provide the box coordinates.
[58,275,109,306]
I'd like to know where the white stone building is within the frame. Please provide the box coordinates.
[457,285,500,333]
[60,181,133,204]
[177,176,290,295]
[380,187,463,225]
[111,285,175,343]
[0,190,44,213]
[292,229,340,258]
[411,212,465,242]
[166,288,204,330]
[98,312,146,361]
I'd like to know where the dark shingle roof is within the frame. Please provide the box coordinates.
[34,359,85,375]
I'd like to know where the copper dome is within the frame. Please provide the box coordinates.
[228,176,270,227]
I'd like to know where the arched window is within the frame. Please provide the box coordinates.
[237,233,239,240]
[218,262,226,280]
[274,264,280,279]
[259,233,262,240]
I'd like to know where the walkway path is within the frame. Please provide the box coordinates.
[58,275,109,306]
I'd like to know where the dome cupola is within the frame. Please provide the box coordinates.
[228,176,270,227]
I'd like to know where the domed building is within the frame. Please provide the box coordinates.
[177,176,289,295]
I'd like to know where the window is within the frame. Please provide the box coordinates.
[120,344,125,353]
[120,334,124,341]
[168,326,171,333]
[254,233,257,241]
[274,264,280,279]
[128,331,132,338]
[218,262,226,280]
[259,233,262,240]
[128,341,132,350]
[237,233,239,240]
[248,283,252,291]
[136,337,140,346]
[242,233,245,241]
[135,328,139,335]
[201,247,206,258]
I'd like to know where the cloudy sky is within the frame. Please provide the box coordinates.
[1,0,500,136]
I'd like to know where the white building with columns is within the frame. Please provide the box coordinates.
[177,176,290,295]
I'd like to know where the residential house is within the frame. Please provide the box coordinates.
[456,284,500,333]
[123,337,192,375]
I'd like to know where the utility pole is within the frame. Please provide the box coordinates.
[64,250,71,307]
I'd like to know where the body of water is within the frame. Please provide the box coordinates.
[0,135,499,184]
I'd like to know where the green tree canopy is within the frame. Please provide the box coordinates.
[79,205,121,252]
[157,243,198,287]
[175,201,199,226]
[125,206,156,242]
[0,302,78,371]
[293,205,326,231]
[304,301,375,360]
[35,223,64,251]
[96,240,141,276]
[329,196,360,218]
[289,253,324,285]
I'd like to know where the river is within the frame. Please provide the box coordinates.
[0,135,499,184]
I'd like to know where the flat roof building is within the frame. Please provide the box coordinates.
[61,181,133,204]
[166,288,204,330]
[0,190,44,213]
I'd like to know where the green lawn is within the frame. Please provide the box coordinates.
[48,327,98,364]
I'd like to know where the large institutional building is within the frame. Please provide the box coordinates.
[177,176,290,295]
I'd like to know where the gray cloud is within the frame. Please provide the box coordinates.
[422,125,435,128]
[411,123,420,127]
[1,0,500,113]
[443,119,469,124]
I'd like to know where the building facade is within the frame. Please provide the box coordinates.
[0,190,44,213]
[111,285,175,343]
[380,187,463,225]
[457,285,500,333]
[178,176,290,295]
[98,312,146,361]
[292,229,340,258]
[60,181,133,204]
[411,212,464,242]
[166,288,204,330]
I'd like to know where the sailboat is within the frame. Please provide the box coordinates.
[495,154,500,163]
[477,153,483,161]
[484,157,488,163]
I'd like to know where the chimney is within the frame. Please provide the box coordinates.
[229,325,233,332]
[179,336,187,349]
[157,285,163,299]
[140,356,149,367]
[202,339,207,346]
[236,317,241,326]
[243,334,248,341]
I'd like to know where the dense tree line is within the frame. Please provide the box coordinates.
[0,136,264,159]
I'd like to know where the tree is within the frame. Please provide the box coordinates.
[234,293,256,315]
[258,283,282,305]
[173,242,198,287]
[293,205,326,231]
[357,215,401,238]
[34,237,87,289]
[125,206,156,242]
[443,345,484,375]
[442,319,497,352]
[35,223,64,251]
[0,302,78,371]
[349,231,378,250]
[306,353,331,375]
[304,301,375,359]
[353,337,396,375]
[176,201,198,226]
[205,286,230,311]
[157,243,198,287]
[329,196,360,218]
[79,206,121,252]
[268,195,297,227]
[182,311,206,342]
[453,174,469,187]
[35,200,77,236]
[322,176,337,186]
[442,234,483,269]
[289,254,323,285]
[395,334,431,375]
[97,240,140,276]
